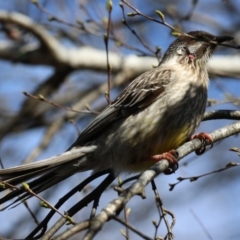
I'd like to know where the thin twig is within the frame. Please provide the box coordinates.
[104,0,113,104]
[23,91,99,114]
[121,0,176,31]
[0,180,20,190]
[23,200,40,225]
[151,180,175,240]
[121,0,239,49]
[112,215,152,240]
[118,176,130,240]
[32,0,101,37]
[169,161,240,191]
[120,3,156,55]
[22,182,75,224]
[190,209,213,240]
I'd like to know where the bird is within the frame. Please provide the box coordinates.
[0,30,233,207]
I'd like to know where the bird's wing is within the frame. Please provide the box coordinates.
[70,68,172,147]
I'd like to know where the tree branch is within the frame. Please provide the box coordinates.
[0,11,239,77]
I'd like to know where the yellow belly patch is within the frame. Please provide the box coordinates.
[126,124,190,172]
[153,124,189,154]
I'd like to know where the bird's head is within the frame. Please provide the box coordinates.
[161,31,233,66]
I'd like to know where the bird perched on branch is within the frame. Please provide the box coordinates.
[0,31,233,207]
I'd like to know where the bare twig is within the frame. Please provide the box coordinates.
[104,0,113,104]
[22,182,75,224]
[151,180,175,240]
[23,92,98,114]
[0,180,20,191]
[169,162,240,191]
[112,215,152,240]
[207,98,240,107]
[121,0,239,49]
[23,200,40,225]
[119,2,156,56]
[121,0,177,32]
[32,0,101,37]
[190,209,213,240]
[118,176,130,240]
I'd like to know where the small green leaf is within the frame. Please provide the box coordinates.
[117,177,122,184]
[155,10,165,22]
[38,94,45,100]
[40,201,50,208]
[0,182,6,189]
[106,0,113,11]
[126,208,131,215]
[172,31,182,37]
[22,182,30,190]
[127,12,135,17]
[85,103,91,111]
[120,229,126,237]
[65,216,75,225]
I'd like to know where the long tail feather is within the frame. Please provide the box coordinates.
[0,146,96,207]
[0,169,73,210]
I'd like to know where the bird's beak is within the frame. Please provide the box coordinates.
[215,35,234,43]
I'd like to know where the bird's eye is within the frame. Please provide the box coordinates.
[188,39,196,45]
[176,47,187,55]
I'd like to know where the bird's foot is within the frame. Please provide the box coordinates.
[190,132,213,155]
[149,150,179,175]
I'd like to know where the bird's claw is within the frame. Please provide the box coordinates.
[191,132,213,155]
[150,150,179,175]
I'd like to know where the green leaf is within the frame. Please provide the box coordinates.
[155,10,165,22]
[106,0,113,11]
